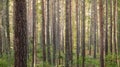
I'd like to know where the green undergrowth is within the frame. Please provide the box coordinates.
[0,49,119,67]
[0,53,14,67]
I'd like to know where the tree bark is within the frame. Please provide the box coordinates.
[99,0,104,67]
[65,0,71,66]
[93,0,97,58]
[14,0,28,67]
[32,0,37,66]
[105,0,108,56]
[56,0,61,65]
[113,0,117,63]
[5,0,10,55]
[0,24,2,56]
[41,0,46,63]
[69,0,73,66]
[113,0,117,56]
[81,0,85,67]
[52,0,57,65]
[46,0,51,64]
[110,0,113,54]
[117,0,120,66]
[0,0,3,56]
[76,0,80,66]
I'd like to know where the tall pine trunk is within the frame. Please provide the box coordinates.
[46,0,51,64]
[65,0,71,66]
[0,24,2,56]
[56,0,61,65]
[117,0,120,66]
[81,0,85,67]
[14,0,28,67]
[53,0,57,65]
[110,0,113,54]
[0,0,3,56]
[113,0,117,56]
[5,0,10,55]
[99,0,104,67]
[76,0,80,66]
[105,0,108,56]
[113,0,117,63]
[41,0,46,64]
[32,0,37,66]
[69,0,73,66]
[93,0,97,58]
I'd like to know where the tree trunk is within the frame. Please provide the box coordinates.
[52,0,57,66]
[117,0,120,66]
[41,0,46,63]
[6,0,10,54]
[99,0,104,67]
[69,0,73,66]
[89,2,93,55]
[76,0,80,66]
[0,24,2,56]
[89,18,92,55]
[105,0,108,56]
[113,0,117,56]
[81,0,85,67]
[65,0,71,66]
[0,27,2,56]
[0,0,3,56]
[4,0,10,56]
[110,0,113,54]
[14,0,28,67]
[32,0,37,66]
[113,0,117,63]
[93,0,97,58]
[46,0,51,64]
[56,0,61,65]
[2,0,8,54]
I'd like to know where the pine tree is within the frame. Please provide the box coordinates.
[65,0,71,66]
[76,0,80,66]
[99,0,104,67]
[110,0,113,54]
[81,0,85,67]
[113,0,117,56]
[105,0,108,56]
[0,0,3,56]
[41,0,46,64]
[14,0,28,67]
[32,0,37,66]
[93,0,97,58]
[46,0,51,64]
[53,0,57,65]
